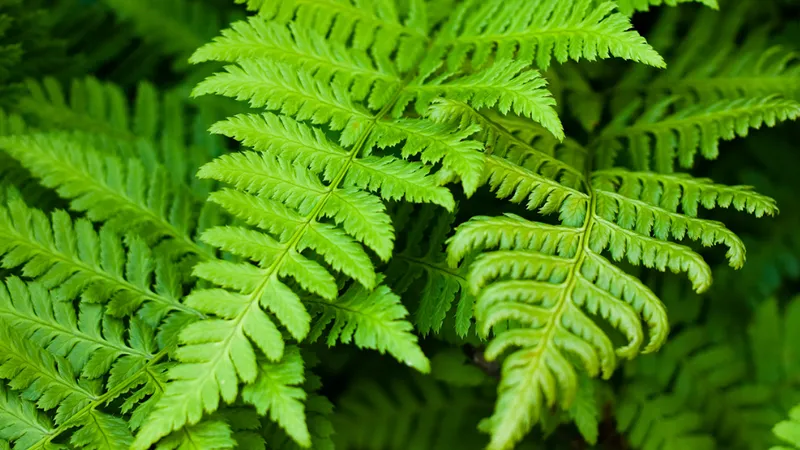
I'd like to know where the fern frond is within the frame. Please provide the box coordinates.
[594,96,800,171]
[0,277,156,379]
[614,0,718,16]
[15,77,225,199]
[386,204,473,336]
[0,194,197,322]
[433,0,665,71]
[0,385,56,449]
[0,131,208,259]
[446,167,776,449]
[0,324,134,448]
[307,276,429,372]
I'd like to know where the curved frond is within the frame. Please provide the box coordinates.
[772,406,800,450]
[433,0,665,71]
[0,131,208,259]
[445,167,775,450]
[0,194,197,322]
[386,204,474,336]
[594,95,800,171]
[614,0,718,16]
[307,278,429,372]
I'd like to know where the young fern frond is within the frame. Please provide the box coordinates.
[306,276,430,369]
[593,95,800,172]
[431,0,666,71]
[0,193,196,322]
[0,131,209,259]
[0,385,56,449]
[0,277,156,380]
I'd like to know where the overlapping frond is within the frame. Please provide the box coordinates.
[0,131,208,259]
[385,204,473,336]
[307,276,430,371]
[617,296,800,450]
[0,385,56,449]
[445,165,776,449]
[594,95,800,172]
[432,0,665,71]
[0,193,194,322]
[0,323,134,449]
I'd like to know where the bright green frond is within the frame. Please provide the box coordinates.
[0,277,155,379]
[401,60,564,140]
[132,347,309,450]
[0,194,196,322]
[446,165,773,449]
[434,0,665,71]
[0,385,56,449]
[307,278,430,373]
[595,96,800,171]
[189,17,403,104]
[0,325,128,447]
[0,132,207,258]
[155,419,237,450]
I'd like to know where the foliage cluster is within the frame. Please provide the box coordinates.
[0,0,799,449]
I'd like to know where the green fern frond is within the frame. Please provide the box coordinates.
[15,77,226,199]
[332,374,488,450]
[101,0,231,61]
[386,203,474,336]
[0,277,156,379]
[0,384,56,449]
[0,324,134,449]
[772,406,800,450]
[594,95,800,172]
[307,276,430,372]
[614,0,718,16]
[432,0,665,71]
[0,190,198,322]
[0,131,208,259]
[445,166,776,449]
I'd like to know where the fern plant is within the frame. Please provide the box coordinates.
[0,1,799,450]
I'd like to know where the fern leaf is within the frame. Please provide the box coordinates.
[386,204,474,336]
[0,324,133,447]
[307,277,429,373]
[595,96,800,172]
[133,347,309,450]
[434,0,665,71]
[0,131,208,258]
[0,195,197,321]
[155,420,237,450]
[446,167,776,449]
[0,277,156,379]
[0,385,56,449]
